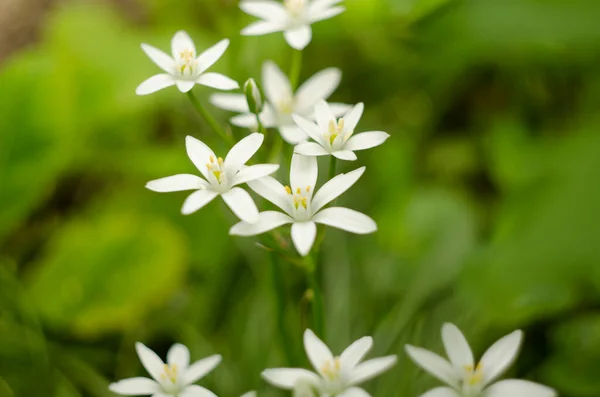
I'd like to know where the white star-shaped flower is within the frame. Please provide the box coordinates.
[240,0,345,50]
[262,329,397,396]
[293,101,390,161]
[146,133,279,223]
[210,61,349,144]
[405,323,557,397]
[229,153,376,256]
[109,342,221,397]
[136,30,239,95]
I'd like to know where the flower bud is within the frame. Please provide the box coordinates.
[244,78,263,114]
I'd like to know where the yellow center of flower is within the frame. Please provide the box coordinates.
[277,97,295,115]
[161,364,178,383]
[285,185,311,210]
[206,155,225,183]
[321,357,342,380]
[327,118,347,146]
[178,48,197,76]
[285,0,306,15]
[464,363,484,385]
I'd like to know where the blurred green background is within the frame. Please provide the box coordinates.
[2,0,600,396]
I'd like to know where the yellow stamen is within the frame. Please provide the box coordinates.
[162,364,178,383]
[285,186,292,195]
[321,357,341,380]
[217,157,224,166]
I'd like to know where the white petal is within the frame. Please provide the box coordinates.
[345,131,390,151]
[337,387,371,397]
[196,39,230,74]
[441,323,473,371]
[241,21,285,35]
[293,114,325,145]
[303,329,334,373]
[295,68,342,113]
[329,102,352,117]
[176,80,196,93]
[312,207,376,234]
[291,221,317,256]
[483,380,557,397]
[309,0,344,13]
[225,132,264,172]
[284,26,312,50]
[197,73,239,91]
[260,104,278,127]
[262,61,293,108]
[342,103,364,135]
[294,142,330,157]
[239,0,288,21]
[179,385,218,397]
[182,190,219,215]
[340,336,373,370]
[261,368,320,389]
[332,150,357,161]
[230,113,258,128]
[171,30,196,58]
[135,343,164,381]
[314,100,336,133]
[290,153,318,193]
[280,125,308,144]
[480,330,523,386]
[109,378,159,395]
[221,187,259,223]
[186,135,217,180]
[404,345,458,389]
[210,93,250,113]
[146,174,208,192]
[233,164,280,185]
[152,393,169,397]
[310,6,345,23]
[141,44,175,74]
[312,167,365,213]
[240,393,257,397]
[417,387,460,397]
[184,355,222,384]
[136,74,176,95]
[247,176,290,213]
[167,343,190,370]
[349,355,397,385]
[229,211,293,236]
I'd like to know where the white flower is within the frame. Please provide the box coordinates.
[262,329,397,396]
[136,30,239,95]
[240,0,345,50]
[146,133,279,223]
[210,61,349,144]
[229,154,376,256]
[240,392,257,397]
[293,101,390,161]
[405,323,557,397]
[109,342,221,397]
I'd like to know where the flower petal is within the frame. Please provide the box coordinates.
[176,80,196,93]
[109,378,159,395]
[261,368,320,389]
[291,221,317,256]
[293,114,325,145]
[184,355,222,384]
[311,167,365,213]
[230,113,258,128]
[171,30,196,58]
[480,330,523,386]
[240,392,257,397]
[340,336,373,370]
[418,387,460,397]
[332,150,358,161]
[241,21,286,35]
[314,100,336,133]
[309,0,344,12]
[221,187,259,223]
[483,380,557,397]
[345,131,390,151]
[262,61,292,108]
[247,177,290,213]
[349,355,397,385]
[280,125,308,144]
[284,25,312,50]
[294,142,330,157]
[337,387,371,397]
[135,342,164,381]
[329,102,352,117]
[313,207,376,234]
[310,5,345,23]
[179,385,218,397]
[196,39,230,74]
[182,190,218,215]
[186,136,217,180]
[234,164,280,185]
[146,174,208,192]
[290,153,318,193]
[239,0,287,21]
[441,323,473,372]
[404,345,458,389]
[141,44,175,74]
[197,73,239,91]
[229,211,293,236]
[295,68,342,114]
[210,93,250,113]
[342,103,364,136]
[225,132,264,172]
[167,343,190,370]
[136,74,176,96]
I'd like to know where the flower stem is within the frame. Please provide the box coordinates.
[255,113,266,135]
[270,251,296,364]
[314,157,338,252]
[289,50,303,90]
[328,156,337,180]
[186,90,234,146]
[304,254,325,338]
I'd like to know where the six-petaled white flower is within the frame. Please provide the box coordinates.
[109,342,221,397]
[136,30,239,95]
[262,329,397,396]
[240,0,345,50]
[229,153,376,256]
[146,133,278,223]
[210,61,349,144]
[293,101,390,161]
[405,323,557,397]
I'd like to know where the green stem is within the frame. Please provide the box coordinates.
[270,252,296,364]
[314,157,338,252]
[328,156,337,180]
[186,90,234,146]
[304,255,325,338]
[289,50,303,90]
[255,113,266,135]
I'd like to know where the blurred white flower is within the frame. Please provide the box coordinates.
[109,342,221,397]
[405,323,557,397]
[146,133,278,223]
[210,61,349,144]
[230,154,376,256]
[262,329,396,396]
[136,31,239,95]
[240,392,257,397]
[240,0,345,50]
[293,101,390,161]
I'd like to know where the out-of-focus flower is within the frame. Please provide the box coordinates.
[109,342,221,397]
[262,329,396,396]
[244,78,263,114]
[405,323,557,397]
[230,154,376,256]
[240,392,257,397]
[293,101,390,161]
[211,61,349,144]
[136,31,238,95]
[146,133,278,223]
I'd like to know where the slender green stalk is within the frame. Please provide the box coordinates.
[186,91,234,146]
[255,113,266,135]
[314,157,338,252]
[270,252,296,364]
[328,156,337,180]
[304,254,325,338]
[289,50,303,90]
